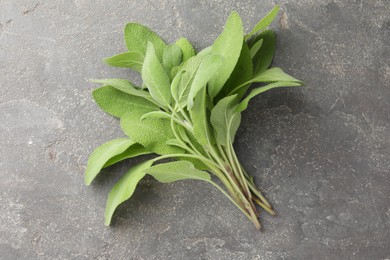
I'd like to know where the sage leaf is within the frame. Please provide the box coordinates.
[103,143,150,168]
[190,87,211,146]
[208,11,244,98]
[103,52,144,72]
[142,42,172,106]
[187,53,224,108]
[163,44,183,74]
[105,160,153,225]
[249,39,263,59]
[146,161,211,183]
[92,86,158,118]
[85,138,135,185]
[250,67,302,83]
[124,23,166,59]
[244,5,280,40]
[251,29,276,74]
[175,37,196,61]
[210,95,241,146]
[236,81,302,112]
[120,111,184,155]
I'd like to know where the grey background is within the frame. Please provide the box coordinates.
[1,0,389,259]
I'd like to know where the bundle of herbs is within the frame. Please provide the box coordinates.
[85,5,302,229]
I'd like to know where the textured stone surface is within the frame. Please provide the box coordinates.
[1,0,389,259]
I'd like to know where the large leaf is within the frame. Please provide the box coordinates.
[163,44,183,74]
[92,78,156,104]
[210,95,241,146]
[187,53,224,108]
[92,86,158,118]
[190,87,211,146]
[124,23,166,59]
[103,143,150,168]
[208,11,244,98]
[120,110,184,155]
[85,138,135,185]
[104,160,153,225]
[142,42,172,106]
[251,29,276,74]
[103,52,143,72]
[244,5,280,40]
[220,41,253,99]
[146,161,211,183]
[175,37,196,61]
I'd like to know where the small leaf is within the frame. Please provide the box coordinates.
[121,111,184,155]
[249,39,263,59]
[103,143,150,168]
[237,81,302,112]
[175,37,196,61]
[140,110,172,121]
[187,53,224,108]
[250,67,302,83]
[244,5,280,40]
[146,161,211,183]
[163,44,183,73]
[92,86,158,118]
[104,160,153,226]
[251,29,276,74]
[210,95,241,146]
[103,52,144,72]
[142,42,172,106]
[124,23,166,59]
[85,138,135,185]
[208,11,244,98]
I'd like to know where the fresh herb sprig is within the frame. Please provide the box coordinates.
[85,5,302,230]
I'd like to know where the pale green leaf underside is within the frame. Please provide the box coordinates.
[190,87,211,146]
[251,67,302,84]
[146,161,211,183]
[163,44,183,74]
[104,52,143,72]
[104,160,153,226]
[92,86,158,118]
[85,138,135,185]
[103,143,150,168]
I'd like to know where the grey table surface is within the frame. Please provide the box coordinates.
[1,0,389,259]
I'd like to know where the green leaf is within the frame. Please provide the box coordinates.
[146,161,211,183]
[92,86,158,118]
[249,39,263,59]
[104,160,153,226]
[250,67,302,83]
[236,81,302,112]
[120,110,184,155]
[103,143,150,168]
[85,138,135,185]
[251,29,276,74]
[244,5,280,40]
[92,78,156,104]
[171,56,202,108]
[175,37,196,61]
[210,95,241,146]
[208,11,244,98]
[124,23,166,59]
[187,53,224,108]
[190,87,211,146]
[163,44,183,74]
[142,42,172,106]
[103,52,144,72]
[220,41,253,99]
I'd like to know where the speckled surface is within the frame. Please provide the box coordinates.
[0,0,389,259]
